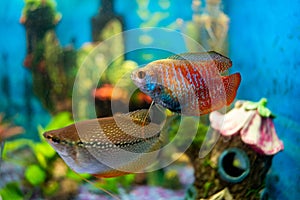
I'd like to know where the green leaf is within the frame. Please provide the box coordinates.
[203,182,213,197]
[119,174,135,188]
[244,98,275,118]
[0,182,23,200]
[257,105,272,118]
[25,164,46,186]
[35,152,47,168]
[44,112,73,131]
[34,143,56,159]
[92,178,119,194]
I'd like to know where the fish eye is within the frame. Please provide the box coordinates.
[51,136,61,144]
[137,70,146,79]
[154,86,162,93]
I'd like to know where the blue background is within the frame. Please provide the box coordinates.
[0,0,299,199]
[225,1,300,199]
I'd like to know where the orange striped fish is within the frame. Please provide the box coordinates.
[43,110,162,178]
[131,51,241,116]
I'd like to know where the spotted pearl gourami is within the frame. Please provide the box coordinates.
[131,51,241,116]
[43,110,162,178]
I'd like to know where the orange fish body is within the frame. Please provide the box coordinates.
[131,51,241,116]
[43,110,162,178]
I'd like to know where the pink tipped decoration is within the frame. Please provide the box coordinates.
[210,100,284,155]
[210,101,256,136]
[241,114,284,155]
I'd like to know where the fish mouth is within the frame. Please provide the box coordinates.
[43,131,73,157]
[130,70,140,83]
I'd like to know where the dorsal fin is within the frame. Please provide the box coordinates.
[167,51,228,61]
[167,51,232,72]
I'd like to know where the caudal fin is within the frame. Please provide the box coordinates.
[222,73,241,106]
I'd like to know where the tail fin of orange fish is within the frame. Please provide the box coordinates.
[222,73,241,106]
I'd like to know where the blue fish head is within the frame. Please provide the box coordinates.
[131,67,181,112]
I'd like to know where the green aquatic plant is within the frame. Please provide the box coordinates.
[0,182,24,200]
[0,113,24,173]
[0,117,24,200]
[0,112,91,199]
[166,115,208,150]
[203,181,213,198]
[89,174,136,195]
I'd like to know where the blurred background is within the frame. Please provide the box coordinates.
[0,0,299,199]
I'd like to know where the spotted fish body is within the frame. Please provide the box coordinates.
[131,51,241,116]
[43,110,162,178]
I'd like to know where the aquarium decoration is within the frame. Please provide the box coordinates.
[20,0,145,119]
[21,0,76,115]
[201,187,233,200]
[217,147,250,183]
[189,98,283,199]
[20,0,62,54]
[177,0,229,54]
[210,99,284,155]
[91,0,124,42]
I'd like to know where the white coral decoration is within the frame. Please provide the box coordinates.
[210,100,284,155]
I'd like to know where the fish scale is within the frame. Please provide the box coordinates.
[163,61,221,113]
[131,51,241,116]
